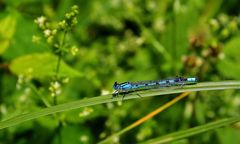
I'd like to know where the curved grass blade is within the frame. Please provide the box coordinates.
[141,117,240,144]
[0,81,240,130]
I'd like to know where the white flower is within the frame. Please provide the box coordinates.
[35,16,46,28]
[79,135,89,143]
[79,107,93,117]
[49,81,61,97]
[53,81,60,89]
[70,45,79,56]
[44,29,51,37]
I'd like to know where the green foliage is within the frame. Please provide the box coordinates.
[52,125,93,144]
[217,37,240,79]
[0,0,240,144]
[0,15,16,54]
[10,53,82,78]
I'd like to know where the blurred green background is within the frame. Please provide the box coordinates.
[0,0,240,143]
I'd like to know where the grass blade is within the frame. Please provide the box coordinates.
[0,81,240,130]
[141,117,240,144]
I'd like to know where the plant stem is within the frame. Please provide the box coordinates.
[55,30,67,79]
[28,83,51,107]
[54,30,67,105]
[54,29,68,144]
[55,54,62,80]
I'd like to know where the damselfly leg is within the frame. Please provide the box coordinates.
[112,90,142,101]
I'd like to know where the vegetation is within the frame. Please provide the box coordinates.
[0,0,240,143]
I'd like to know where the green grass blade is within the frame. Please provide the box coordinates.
[0,81,240,130]
[141,117,240,144]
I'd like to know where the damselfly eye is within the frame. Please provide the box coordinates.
[113,82,118,89]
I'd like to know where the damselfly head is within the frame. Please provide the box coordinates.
[113,82,119,90]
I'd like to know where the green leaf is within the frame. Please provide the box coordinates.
[10,53,82,78]
[217,37,240,79]
[0,15,17,54]
[0,81,240,130]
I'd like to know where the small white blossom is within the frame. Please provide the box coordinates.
[35,16,46,28]
[79,135,89,143]
[49,81,61,97]
[44,29,51,37]
[70,45,79,56]
[79,107,93,117]
[53,81,60,89]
